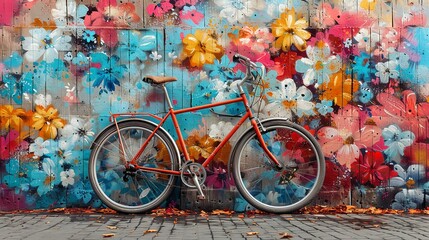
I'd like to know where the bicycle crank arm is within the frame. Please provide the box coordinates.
[192,174,206,200]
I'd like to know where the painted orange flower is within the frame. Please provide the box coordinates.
[0,105,31,130]
[110,3,141,27]
[319,72,360,107]
[32,105,66,139]
[271,8,311,51]
[182,29,223,68]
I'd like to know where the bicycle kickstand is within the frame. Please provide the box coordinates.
[191,173,206,200]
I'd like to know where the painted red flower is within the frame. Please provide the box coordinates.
[0,0,19,26]
[273,51,302,80]
[351,151,397,186]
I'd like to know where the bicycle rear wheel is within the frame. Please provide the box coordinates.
[231,119,325,213]
[89,119,179,213]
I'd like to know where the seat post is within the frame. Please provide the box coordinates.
[161,84,174,110]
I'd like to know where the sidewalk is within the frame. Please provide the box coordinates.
[1,211,428,239]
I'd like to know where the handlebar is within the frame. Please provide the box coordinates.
[232,54,265,85]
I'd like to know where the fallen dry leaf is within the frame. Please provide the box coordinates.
[211,209,234,215]
[106,226,117,230]
[279,232,293,238]
[247,232,258,236]
[144,229,158,234]
[102,233,115,238]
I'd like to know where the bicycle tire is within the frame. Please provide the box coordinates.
[89,119,179,213]
[231,119,325,213]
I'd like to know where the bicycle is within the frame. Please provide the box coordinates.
[89,54,325,214]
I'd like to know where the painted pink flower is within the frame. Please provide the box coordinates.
[175,0,199,8]
[0,0,19,26]
[84,0,118,47]
[238,26,274,53]
[84,0,140,47]
[226,44,274,73]
[147,0,174,18]
[313,3,341,28]
[317,105,382,168]
[0,130,28,161]
[180,6,204,25]
[369,90,429,142]
[206,162,234,189]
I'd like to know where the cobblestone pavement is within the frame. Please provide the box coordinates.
[0,212,428,240]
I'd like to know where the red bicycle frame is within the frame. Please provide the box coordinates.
[111,85,281,176]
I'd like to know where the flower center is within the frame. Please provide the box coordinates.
[43,37,53,48]
[344,136,354,145]
[77,128,88,137]
[282,100,297,109]
[44,175,55,185]
[314,61,324,71]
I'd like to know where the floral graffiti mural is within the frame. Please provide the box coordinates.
[1,0,429,211]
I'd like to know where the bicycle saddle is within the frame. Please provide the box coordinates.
[143,76,177,84]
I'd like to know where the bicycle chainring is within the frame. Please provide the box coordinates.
[180,161,207,188]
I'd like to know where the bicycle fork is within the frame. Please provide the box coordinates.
[250,118,284,171]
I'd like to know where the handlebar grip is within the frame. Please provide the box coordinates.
[233,54,250,63]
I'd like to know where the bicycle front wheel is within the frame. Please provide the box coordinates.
[89,120,179,213]
[232,119,325,213]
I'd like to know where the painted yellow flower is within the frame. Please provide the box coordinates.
[319,72,360,107]
[32,105,66,139]
[360,0,376,11]
[271,8,311,51]
[0,105,31,130]
[182,29,223,68]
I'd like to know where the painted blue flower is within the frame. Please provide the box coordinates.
[87,53,127,94]
[391,189,426,210]
[72,181,93,204]
[116,30,157,62]
[3,52,23,69]
[347,52,374,82]
[316,100,333,115]
[72,52,89,66]
[0,72,35,104]
[203,55,237,81]
[82,30,96,43]
[3,159,34,193]
[382,124,415,163]
[358,82,374,104]
[30,158,62,196]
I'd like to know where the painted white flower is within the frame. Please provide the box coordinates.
[214,0,264,23]
[58,150,74,165]
[59,117,94,149]
[29,137,51,157]
[60,169,75,187]
[51,0,88,36]
[149,51,162,61]
[262,78,315,118]
[295,45,341,86]
[34,94,52,107]
[388,48,410,69]
[354,28,380,52]
[209,121,235,139]
[375,60,399,83]
[266,191,280,205]
[382,124,415,162]
[22,28,72,63]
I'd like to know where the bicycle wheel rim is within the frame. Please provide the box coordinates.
[90,123,177,213]
[233,122,324,213]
